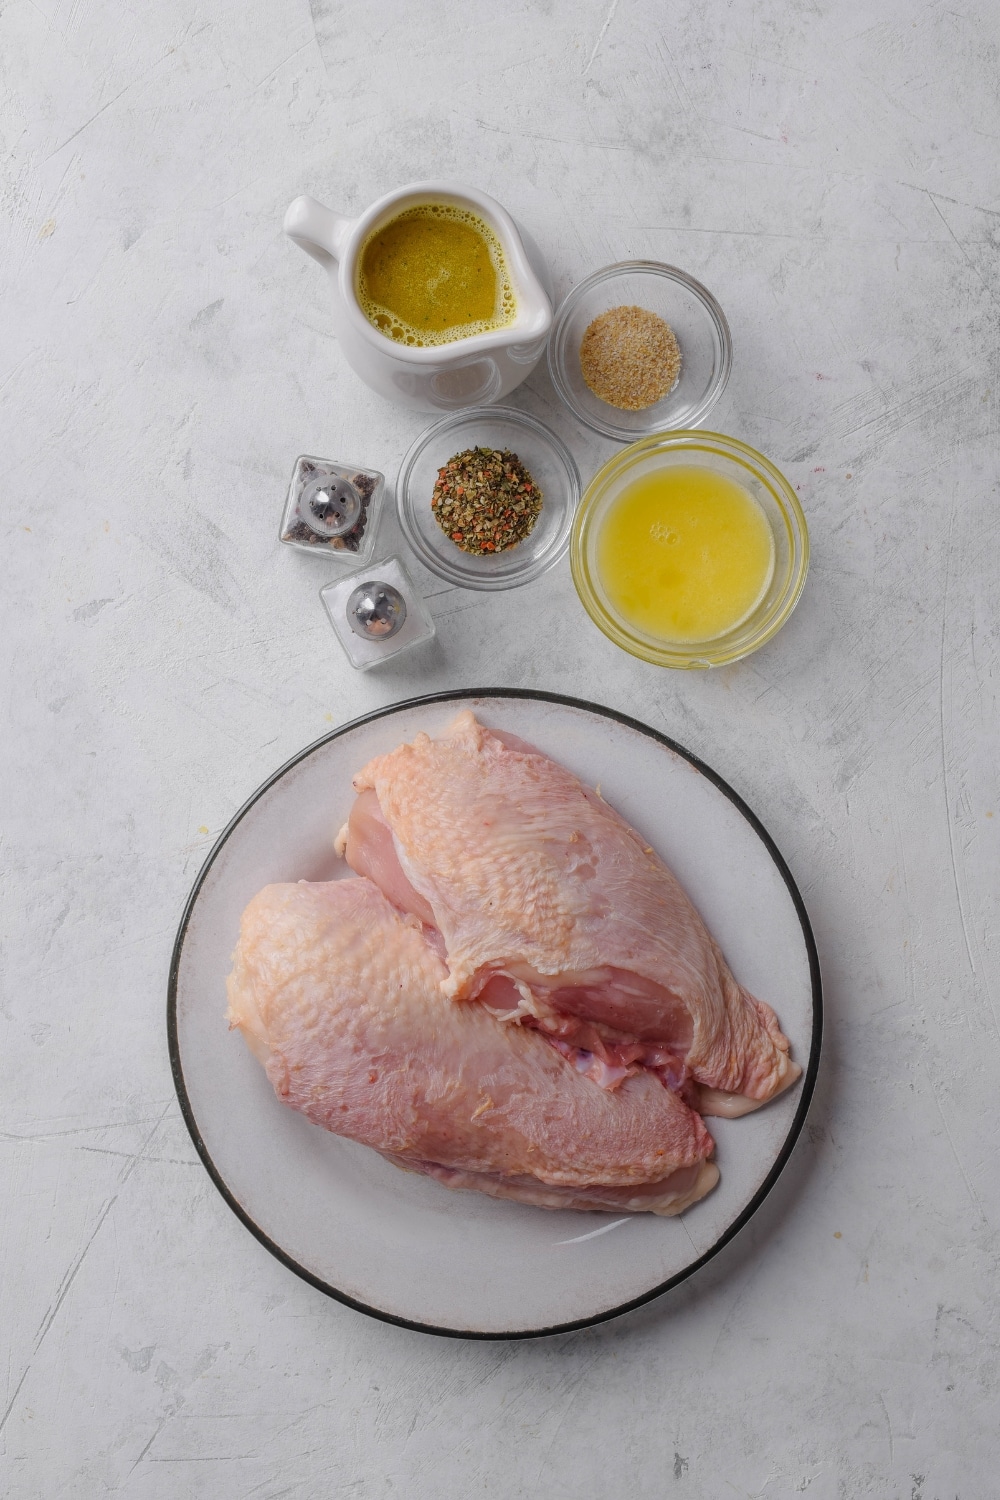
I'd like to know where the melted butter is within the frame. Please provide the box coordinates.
[597,465,775,643]
[357,204,516,347]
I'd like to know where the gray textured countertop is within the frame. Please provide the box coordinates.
[3,0,998,1495]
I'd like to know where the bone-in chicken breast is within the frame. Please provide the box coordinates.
[344,711,799,1114]
[226,877,718,1215]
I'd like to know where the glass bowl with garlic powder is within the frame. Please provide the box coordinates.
[547,261,732,442]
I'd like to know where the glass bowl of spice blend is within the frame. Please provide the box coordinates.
[396,407,580,589]
[547,261,732,442]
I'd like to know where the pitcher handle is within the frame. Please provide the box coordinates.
[283,195,354,269]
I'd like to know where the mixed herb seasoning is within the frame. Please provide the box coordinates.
[431,447,542,555]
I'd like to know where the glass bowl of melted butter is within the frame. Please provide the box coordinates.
[571,431,809,668]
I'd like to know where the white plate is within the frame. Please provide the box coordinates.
[169,691,821,1338]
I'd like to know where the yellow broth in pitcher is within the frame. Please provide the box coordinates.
[357,204,516,347]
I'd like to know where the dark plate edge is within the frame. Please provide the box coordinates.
[167,687,823,1342]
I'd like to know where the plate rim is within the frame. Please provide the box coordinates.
[167,687,823,1341]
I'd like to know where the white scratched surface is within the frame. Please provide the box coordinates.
[1,0,998,1494]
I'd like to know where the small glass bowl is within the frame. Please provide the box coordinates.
[571,431,809,669]
[547,262,732,442]
[396,407,580,590]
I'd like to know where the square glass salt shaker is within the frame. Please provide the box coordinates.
[320,556,435,671]
[279,455,385,562]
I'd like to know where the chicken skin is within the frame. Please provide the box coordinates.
[226,877,719,1215]
[343,712,799,1115]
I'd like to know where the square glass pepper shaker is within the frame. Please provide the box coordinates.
[320,556,435,671]
[279,455,385,563]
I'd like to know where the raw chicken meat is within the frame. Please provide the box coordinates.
[227,877,719,1215]
[342,711,799,1115]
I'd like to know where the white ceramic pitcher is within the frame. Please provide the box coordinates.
[283,181,553,413]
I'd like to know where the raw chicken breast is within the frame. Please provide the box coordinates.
[226,877,718,1215]
[343,712,799,1113]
